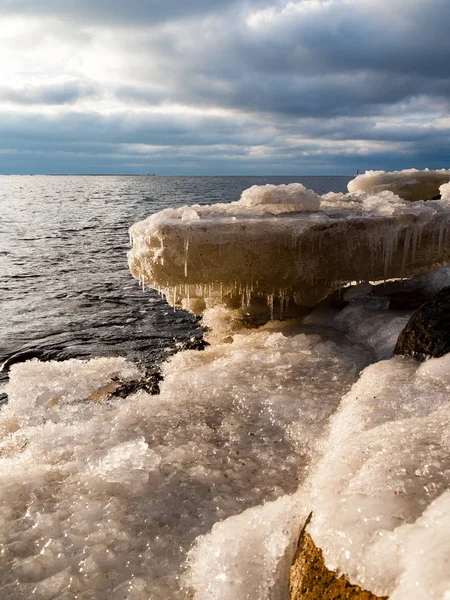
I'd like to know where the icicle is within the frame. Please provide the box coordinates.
[184,237,189,278]
[267,294,274,320]
[412,225,419,262]
[401,228,412,275]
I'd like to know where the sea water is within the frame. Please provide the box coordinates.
[0,174,351,384]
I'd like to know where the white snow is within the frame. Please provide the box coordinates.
[238,182,321,211]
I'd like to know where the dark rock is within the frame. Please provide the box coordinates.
[290,515,387,600]
[386,290,433,310]
[394,285,450,359]
[175,335,210,352]
[112,371,164,397]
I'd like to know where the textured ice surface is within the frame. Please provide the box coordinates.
[184,332,450,600]
[186,494,301,600]
[128,176,450,314]
[0,316,372,599]
[307,352,450,599]
[348,168,450,201]
[239,183,321,210]
[2,288,449,599]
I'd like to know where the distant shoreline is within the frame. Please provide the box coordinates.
[0,173,354,177]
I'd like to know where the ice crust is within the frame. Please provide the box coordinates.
[128,172,450,315]
[307,352,450,599]
[3,291,449,599]
[0,316,373,600]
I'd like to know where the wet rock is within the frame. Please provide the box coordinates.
[174,335,210,353]
[386,290,433,310]
[290,516,387,600]
[394,285,450,358]
[112,371,164,397]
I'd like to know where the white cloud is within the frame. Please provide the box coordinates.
[0,0,449,173]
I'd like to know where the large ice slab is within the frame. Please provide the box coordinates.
[128,177,450,316]
[348,168,450,201]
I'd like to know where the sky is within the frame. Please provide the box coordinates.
[1,0,450,175]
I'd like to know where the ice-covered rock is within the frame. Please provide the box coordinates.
[128,174,450,317]
[305,352,450,599]
[348,168,450,202]
[290,520,386,600]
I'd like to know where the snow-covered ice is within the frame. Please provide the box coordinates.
[128,170,450,316]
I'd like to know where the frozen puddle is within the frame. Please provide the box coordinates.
[0,314,373,599]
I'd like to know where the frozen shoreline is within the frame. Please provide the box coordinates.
[1,170,450,599]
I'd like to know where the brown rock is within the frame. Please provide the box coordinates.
[290,515,388,600]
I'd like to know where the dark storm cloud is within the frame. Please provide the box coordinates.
[2,0,450,173]
[0,0,276,26]
[0,81,97,106]
[126,0,450,119]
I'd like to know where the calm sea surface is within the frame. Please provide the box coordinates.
[0,175,351,390]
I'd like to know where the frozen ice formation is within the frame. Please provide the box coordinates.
[348,168,450,202]
[306,351,450,599]
[183,302,450,600]
[128,172,450,316]
[1,285,450,598]
[0,315,373,600]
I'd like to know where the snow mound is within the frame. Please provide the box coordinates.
[238,183,321,210]
[307,352,450,599]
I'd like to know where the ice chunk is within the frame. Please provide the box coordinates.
[186,495,301,600]
[182,207,200,221]
[238,183,321,211]
[128,176,450,316]
[348,168,450,202]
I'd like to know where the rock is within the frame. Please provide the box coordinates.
[394,285,450,358]
[112,370,164,397]
[290,516,387,600]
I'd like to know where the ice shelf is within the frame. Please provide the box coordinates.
[128,173,450,316]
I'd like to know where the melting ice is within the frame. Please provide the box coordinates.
[2,169,450,599]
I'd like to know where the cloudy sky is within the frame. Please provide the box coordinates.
[1,0,450,174]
